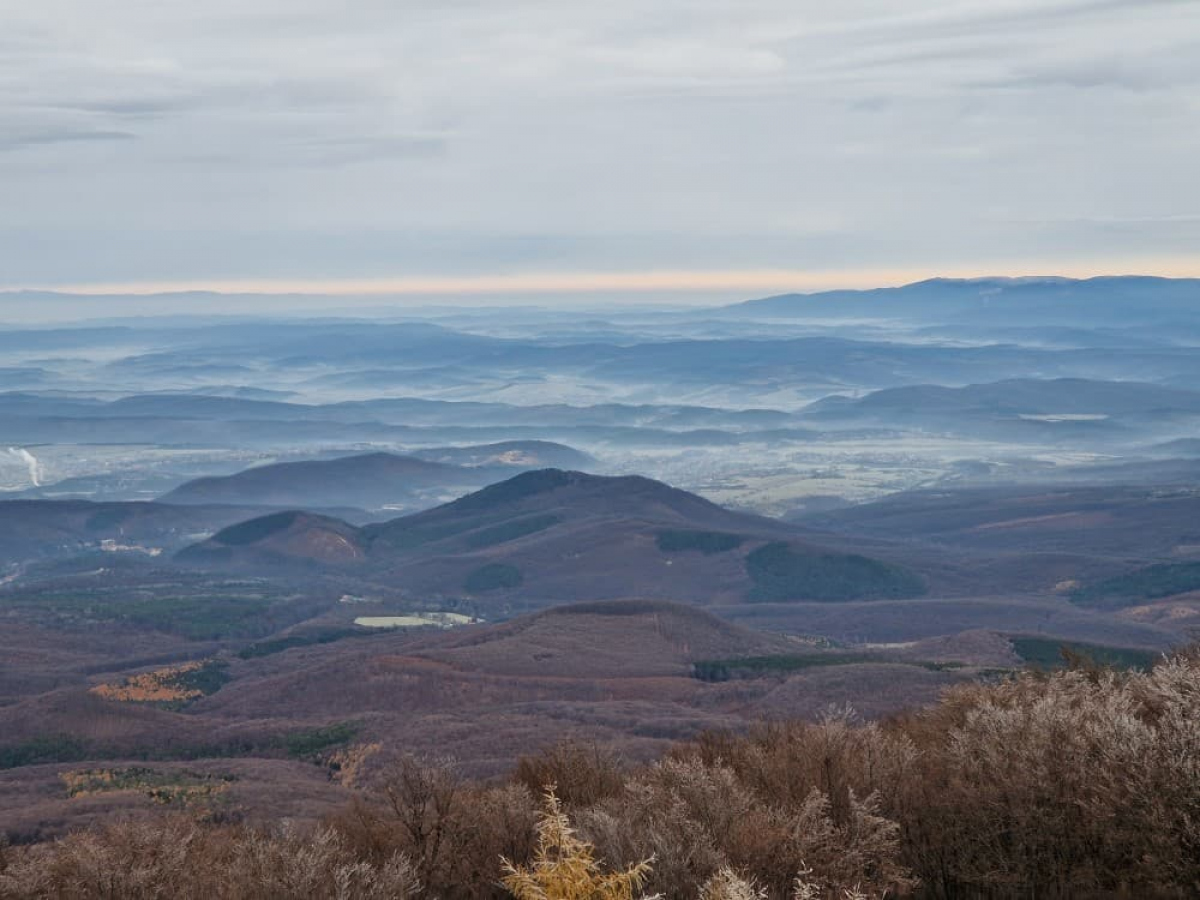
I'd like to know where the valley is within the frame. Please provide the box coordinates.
[3,276,1200,853]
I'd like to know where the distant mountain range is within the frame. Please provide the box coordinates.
[732,276,1200,326]
[12,283,1200,420]
[160,445,591,512]
[161,452,480,511]
[801,377,1200,443]
[793,482,1200,561]
[0,390,816,449]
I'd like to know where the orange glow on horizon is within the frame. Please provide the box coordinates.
[11,258,1200,300]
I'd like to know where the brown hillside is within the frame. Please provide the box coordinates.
[411,600,800,678]
[177,510,364,568]
[175,470,937,608]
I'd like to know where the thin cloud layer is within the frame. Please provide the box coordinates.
[1,0,1198,294]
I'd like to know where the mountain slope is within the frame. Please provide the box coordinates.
[795,483,1200,559]
[364,468,772,545]
[177,510,365,568]
[411,599,801,677]
[160,452,492,511]
[806,378,1200,419]
[191,600,812,729]
[800,377,1200,443]
[733,276,1200,326]
[178,469,929,608]
[0,499,269,563]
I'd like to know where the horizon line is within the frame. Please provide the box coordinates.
[6,260,1200,300]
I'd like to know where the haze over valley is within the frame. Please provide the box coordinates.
[4,276,1200,854]
[5,0,1200,893]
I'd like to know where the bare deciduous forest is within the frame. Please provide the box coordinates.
[3,649,1197,899]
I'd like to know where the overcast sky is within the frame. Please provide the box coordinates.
[2,0,1199,301]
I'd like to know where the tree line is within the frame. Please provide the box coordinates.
[3,647,1199,898]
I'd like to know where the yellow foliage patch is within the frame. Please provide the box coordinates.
[502,788,655,900]
[89,662,205,703]
[60,767,234,807]
[326,741,382,788]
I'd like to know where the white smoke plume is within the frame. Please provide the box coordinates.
[6,448,42,487]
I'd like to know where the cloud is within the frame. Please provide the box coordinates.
[968,46,1200,93]
[0,129,137,151]
[296,135,449,167]
[0,0,1197,288]
[50,97,205,118]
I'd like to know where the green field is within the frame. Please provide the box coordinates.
[692,653,961,682]
[237,628,373,659]
[1072,561,1200,606]
[1,576,323,640]
[281,722,359,760]
[1010,637,1160,671]
[0,722,360,772]
[656,529,744,555]
[745,542,926,602]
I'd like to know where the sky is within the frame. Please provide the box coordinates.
[2,0,1199,303]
